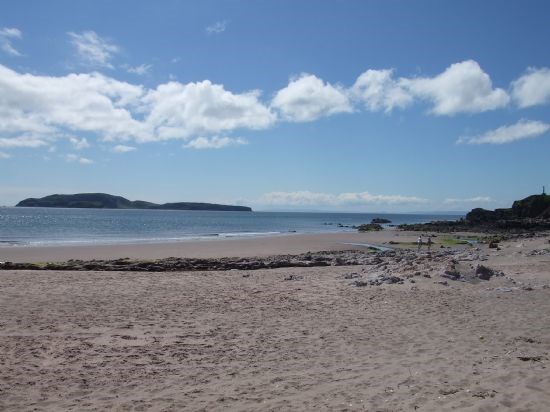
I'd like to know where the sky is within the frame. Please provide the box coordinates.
[1,0,549,211]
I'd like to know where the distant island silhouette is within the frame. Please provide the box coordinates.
[16,193,252,212]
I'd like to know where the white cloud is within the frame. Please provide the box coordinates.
[0,63,147,143]
[259,190,427,207]
[112,144,136,153]
[0,27,22,56]
[206,21,227,34]
[65,153,94,164]
[127,64,152,75]
[0,64,274,149]
[68,31,119,68]
[443,196,492,204]
[0,151,11,159]
[351,69,412,112]
[143,80,275,141]
[511,68,550,108]
[69,136,90,150]
[405,60,509,115]
[457,119,550,145]
[184,136,247,149]
[0,60,545,155]
[271,74,353,122]
[0,135,50,148]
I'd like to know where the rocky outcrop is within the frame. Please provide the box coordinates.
[399,194,550,233]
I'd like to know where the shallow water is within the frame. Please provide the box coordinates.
[0,207,462,246]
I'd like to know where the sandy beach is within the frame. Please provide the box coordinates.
[1,230,549,411]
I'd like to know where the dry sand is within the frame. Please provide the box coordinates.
[1,231,549,411]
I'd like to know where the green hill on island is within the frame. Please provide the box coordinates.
[16,193,252,212]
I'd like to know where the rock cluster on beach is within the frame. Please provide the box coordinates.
[0,246,524,290]
[357,223,383,231]
[0,250,374,272]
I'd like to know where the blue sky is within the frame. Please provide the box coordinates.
[1,0,549,211]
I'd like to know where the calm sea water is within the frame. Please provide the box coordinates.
[0,207,462,247]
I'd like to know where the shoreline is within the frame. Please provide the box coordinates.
[0,229,481,263]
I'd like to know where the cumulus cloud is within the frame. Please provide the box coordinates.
[65,153,94,164]
[443,196,492,204]
[112,144,136,153]
[351,69,413,112]
[205,21,227,34]
[0,64,147,145]
[271,74,353,122]
[69,136,90,150]
[0,135,50,148]
[127,64,152,75]
[0,64,274,150]
[0,151,11,159]
[405,60,509,115]
[259,190,427,207]
[143,80,275,141]
[0,27,22,56]
[457,119,550,145]
[68,31,119,68]
[184,136,247,149]
[511,68,550,108]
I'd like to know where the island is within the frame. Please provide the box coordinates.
[16,193,252,212]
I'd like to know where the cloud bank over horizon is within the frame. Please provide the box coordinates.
[249,191,501,211]
[258,190,428,207]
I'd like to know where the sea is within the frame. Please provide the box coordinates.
[0,207,463,247]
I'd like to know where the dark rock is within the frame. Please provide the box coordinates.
[522,285,534,291]
[357,223,383,232]
[517,355,543,362]
[441,270,462,281]
[475,265,500,280]
[366,273,404,286]
[371,218,391,224]
[283,274,303,281]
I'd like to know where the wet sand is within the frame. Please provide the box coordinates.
[1,231,549,411]
[0,230,430,263]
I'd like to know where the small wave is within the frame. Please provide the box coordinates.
[217,231,282,238]
[12,231,286,247]
[0,240,27,247]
